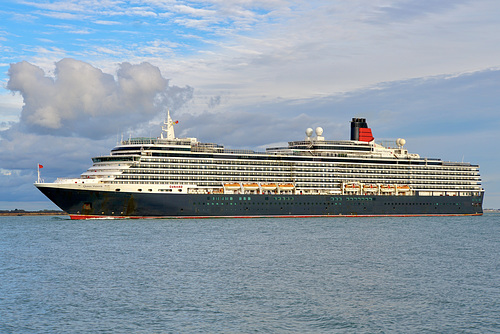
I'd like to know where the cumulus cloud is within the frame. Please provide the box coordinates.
[7,58,193,138]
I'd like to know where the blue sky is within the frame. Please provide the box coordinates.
[1,0,499,210]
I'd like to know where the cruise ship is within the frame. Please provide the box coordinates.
[35,114,484,219]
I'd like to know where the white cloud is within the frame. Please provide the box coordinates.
[6,58,193,138]
[68,28,93,34]
[146,0,500,106]
[37,9,86,20]
[123,8,158,17]
[93,20,121,25]
[174,17,214,30]
[174,4,217,17]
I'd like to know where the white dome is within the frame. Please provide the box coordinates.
[396,138,406,147]
[315,127,323,136]
[305,128,314,137]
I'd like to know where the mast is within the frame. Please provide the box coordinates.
[37,164,43,183]
[161,110,176,140]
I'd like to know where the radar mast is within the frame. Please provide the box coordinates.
[161,110,176,140]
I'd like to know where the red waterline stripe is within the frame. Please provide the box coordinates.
[69,213,483,220]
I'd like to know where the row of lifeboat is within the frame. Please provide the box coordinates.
[223,183,294,191]
[345,183,411,193]
[222,182,411,194]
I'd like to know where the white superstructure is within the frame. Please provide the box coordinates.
[40,117,483,199]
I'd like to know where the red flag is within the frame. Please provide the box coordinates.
[174,120,179,124]
[38,164,43,168]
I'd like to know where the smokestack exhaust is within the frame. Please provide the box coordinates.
[350,118,374,142]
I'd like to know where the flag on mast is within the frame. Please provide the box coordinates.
[37,164,43,183]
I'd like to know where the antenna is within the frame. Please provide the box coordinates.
[161,110,176,140]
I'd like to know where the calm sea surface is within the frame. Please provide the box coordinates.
[1,214,499,333]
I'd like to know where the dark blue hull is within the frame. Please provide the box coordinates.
[36,186,484,219]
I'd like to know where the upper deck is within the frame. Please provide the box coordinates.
[41,115,482,199]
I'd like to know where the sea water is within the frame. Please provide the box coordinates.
[0,214,499,333]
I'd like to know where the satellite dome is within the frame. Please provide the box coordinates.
[315,127,323,136]
[396,138,406,147]
[306,128,314,137]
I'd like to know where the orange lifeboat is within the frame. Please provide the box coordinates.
[363,184,378,192]
[260,183,277,190]
[380,185,395,192]
[278,184,295,190]
[243,183,259,190]
[224,183,241,190]
[345,183,360,191]
[396,185,411,192]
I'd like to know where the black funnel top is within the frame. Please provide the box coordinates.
[350,118,369,141]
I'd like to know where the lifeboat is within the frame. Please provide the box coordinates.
[380,185,395,192]
[345,183,360,191]
[243,183,259,190]
[363,184,378,192]
[260,183,277,190]
[396,185,411,192]
[224,183,241,190]
[278,184,295,190]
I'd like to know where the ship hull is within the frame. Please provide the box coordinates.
[36,185,484,219]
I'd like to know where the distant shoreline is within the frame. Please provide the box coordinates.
[0,210,67,216]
